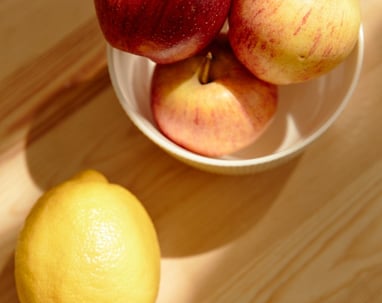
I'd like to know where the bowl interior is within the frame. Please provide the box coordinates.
[107,28,363,169]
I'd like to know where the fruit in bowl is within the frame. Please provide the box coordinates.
[98,0,363,173]
[151,37,278,157]
[107,27,363,174]
[228,0,361,84]
[94,0,231,64]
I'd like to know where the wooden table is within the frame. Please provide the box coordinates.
[1,1,381,302]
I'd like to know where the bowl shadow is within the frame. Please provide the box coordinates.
[24,64,302,258]
[153,158,300,257]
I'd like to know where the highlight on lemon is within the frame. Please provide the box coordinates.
[14,170,161,303]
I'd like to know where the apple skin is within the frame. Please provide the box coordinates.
[228,0,361,84]
[150,37,278,158]
[94,0,231,64]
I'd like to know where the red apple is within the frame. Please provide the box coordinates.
[150,36,278,157]
[94,0,232,64]
[228,0,361,84]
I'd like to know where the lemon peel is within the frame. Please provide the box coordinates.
[15,170,160,303]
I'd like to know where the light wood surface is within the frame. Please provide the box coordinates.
[1,1,381,302]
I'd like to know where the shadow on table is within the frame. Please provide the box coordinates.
[23,64,303,302]
[24,62,301,256]
[0,252,19,303]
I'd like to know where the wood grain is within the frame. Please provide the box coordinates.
[1,1,382,303]
[0,18,107,158]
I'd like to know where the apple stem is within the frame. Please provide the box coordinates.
[199,52,213,85]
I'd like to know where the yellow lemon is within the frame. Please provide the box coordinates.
[14,170,161,303]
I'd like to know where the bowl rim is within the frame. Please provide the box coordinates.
[107,27,364,168]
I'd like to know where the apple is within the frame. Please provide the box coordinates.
[94,0,232,64]
[228,0,361,84]
[150,36,278,157]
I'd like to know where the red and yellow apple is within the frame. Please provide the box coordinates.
[94,0,231,64]
[228,0,361,84]
[150,37,278,157]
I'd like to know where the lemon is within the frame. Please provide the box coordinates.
[14,170,161,303]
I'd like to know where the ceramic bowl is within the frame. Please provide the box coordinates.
[107,28,364,175]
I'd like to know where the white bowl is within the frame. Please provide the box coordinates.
[107,28,364,175]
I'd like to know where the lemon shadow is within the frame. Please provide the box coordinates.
[0,252,19,303]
